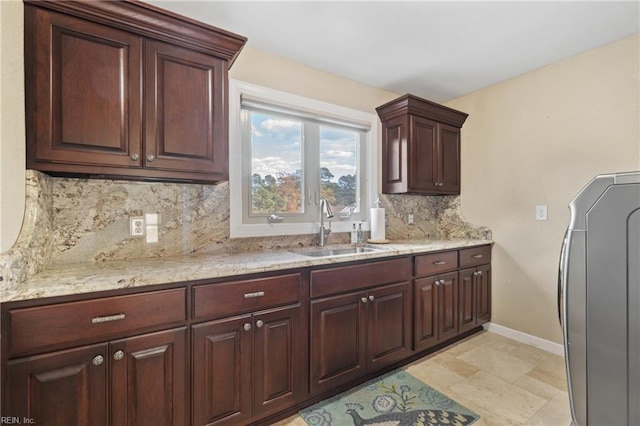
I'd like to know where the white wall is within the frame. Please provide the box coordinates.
[0,0,25,252]
[446,34,640,343]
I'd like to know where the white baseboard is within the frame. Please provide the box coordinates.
[483,322,565,356]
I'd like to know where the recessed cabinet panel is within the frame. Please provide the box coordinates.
[310,292,367,394]
[144,40,226,177]
[28,7,142,168]
[414,276,439,350]
[382,116,406,192]
[59,33,126,150]
[253,305,304,417]
[410,116,438,190]
[110,328,187,426]
[6,343,108,425]
[459,264,492,333]
[192,316,253,426]
[459,269,476,333]
[476,264,492,324]
[439,271,459,341]
[368,282,412,369]
[439,124,461,193]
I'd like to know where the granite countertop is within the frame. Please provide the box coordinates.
[0,239,491,303]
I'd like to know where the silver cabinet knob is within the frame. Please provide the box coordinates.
[146,154,155,162]
[113,350,124,361]
[256,320,264,328]
[243,323,251,331]
[361,297,368,303]
[369,295,375,301]
[92,355,104,366]
[130,154,139,161]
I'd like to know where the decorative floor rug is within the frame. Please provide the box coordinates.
[300,369,479,426]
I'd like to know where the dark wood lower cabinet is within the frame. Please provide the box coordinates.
[5,328,186,426]
[310,291,367,394]
[7,343,108,425]
[460,264,492,333]
[367,282,413,369]
[310,281,412,394]
[414,271,459,351]
[192,315,252,426]
[192,304,305,426]
[111,328,187,426]
[2,246,491,426]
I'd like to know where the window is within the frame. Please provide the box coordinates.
[229,80,378,238]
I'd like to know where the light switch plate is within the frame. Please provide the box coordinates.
[536,205,548,221]
[146,225,159,243]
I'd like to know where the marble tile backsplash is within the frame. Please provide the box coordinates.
[0,171,490,287]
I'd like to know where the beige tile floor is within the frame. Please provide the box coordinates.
[275,331,572,426]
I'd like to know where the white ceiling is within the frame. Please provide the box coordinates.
[149,1,640,102]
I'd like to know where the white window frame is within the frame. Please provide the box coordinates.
[229,79,378,238]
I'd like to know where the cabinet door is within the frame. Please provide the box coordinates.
[26,7,142,170]
[381,115,409,193]
[409,115,438,192]
[192,316,252,426]
[438,271,459,342]
[458,267,476,333]
[476,264,492,324]
[368,281,413,369]
[110,328,187,426]
[310,291,367,394]
[437,123,461,194]
[414,276,439,351]
[5,343,108,425]
[253,305,306,417]
[144,40,227,180]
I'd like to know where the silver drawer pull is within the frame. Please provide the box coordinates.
[433,261,446,265]
[244,291,265,299]
[92,313,125,324]
[472,254,484,258]
[92,355,104,366]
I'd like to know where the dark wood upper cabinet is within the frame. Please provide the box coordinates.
[376,94,468,195]
[24,0,246,183]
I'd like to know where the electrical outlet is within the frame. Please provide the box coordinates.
[130,216,145,236]
[536,205,548,221]
[407,214,415,225]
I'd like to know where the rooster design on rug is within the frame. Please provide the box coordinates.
[345,407,476,426]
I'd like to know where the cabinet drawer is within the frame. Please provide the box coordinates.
[311,257,411,299]
[415,251,458,277]
[193,273,301,320]
[9,288,186,356]
[459,245,492,268]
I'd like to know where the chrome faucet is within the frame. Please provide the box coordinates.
[318,198,334,247]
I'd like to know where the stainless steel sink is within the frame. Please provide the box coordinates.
[295,246,382,258]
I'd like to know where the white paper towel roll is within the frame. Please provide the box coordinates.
[370,208,385,241]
